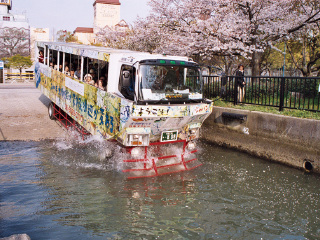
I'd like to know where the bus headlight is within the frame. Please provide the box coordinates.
[187,141,196,151]
[188,127,200,140]
[189,129,198,134]
[125,134,150,146]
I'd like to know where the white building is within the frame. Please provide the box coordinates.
[30,27,50,61]
[93,0,120,33]
[74,27,95,45]
[0,0,29,29]
[74,0,128,45]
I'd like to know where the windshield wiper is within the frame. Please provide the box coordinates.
[187,98,203,103]
[137,99,168,105]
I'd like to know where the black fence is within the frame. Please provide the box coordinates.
[203,75,320,112]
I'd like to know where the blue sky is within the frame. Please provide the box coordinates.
[12,0,150,31]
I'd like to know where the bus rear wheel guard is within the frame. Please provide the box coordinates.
[48,102,56,120]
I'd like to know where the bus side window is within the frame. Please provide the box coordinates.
[98,61,109,91]
[119,65,135,101]
[57,52,63,72]
[50,50,58,69]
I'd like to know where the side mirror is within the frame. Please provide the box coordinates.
[122,71,131,87]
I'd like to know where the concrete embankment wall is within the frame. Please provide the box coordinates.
[201,106,320,173]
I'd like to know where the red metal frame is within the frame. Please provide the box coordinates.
[52,103,91,140]
[123,140,202,179]
[51,103,202,179]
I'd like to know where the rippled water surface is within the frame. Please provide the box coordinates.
[0,140,320,239]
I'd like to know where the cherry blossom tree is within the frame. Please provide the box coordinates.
[286,27,320,76]
[97,0,320,76]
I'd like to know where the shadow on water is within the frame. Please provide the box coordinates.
[1,139,320,239]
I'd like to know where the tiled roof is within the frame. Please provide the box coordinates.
[94,0,121,5]
[115,20,129,28]
[74,27,94,33]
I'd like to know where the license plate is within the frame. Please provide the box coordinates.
[161,130,178,142]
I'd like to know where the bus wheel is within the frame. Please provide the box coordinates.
[48,102,56,120]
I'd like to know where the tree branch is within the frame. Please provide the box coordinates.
[286,42,306,75]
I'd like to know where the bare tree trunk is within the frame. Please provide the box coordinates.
[251,51,262,77]
[302,37,306,68]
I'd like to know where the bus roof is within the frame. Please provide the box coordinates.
[37,41,192,63]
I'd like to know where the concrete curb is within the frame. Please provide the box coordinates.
[202,106,320,174]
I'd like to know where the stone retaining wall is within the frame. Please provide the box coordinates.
[201,106,320,173]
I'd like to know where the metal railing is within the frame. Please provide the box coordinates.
[203,75,320,112]
[4,73,34,84]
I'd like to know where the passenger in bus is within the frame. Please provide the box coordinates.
[38,50,44,63]
[96,76,106,91]
[70,69,78,79]
[49,54,53,65]
[84,74,95,85]
[65,61,72,73]
[49,62,54,69]
[104,72,108,86]
[64,66,70,76]
[75,66,81,79]
[89,69,97,81]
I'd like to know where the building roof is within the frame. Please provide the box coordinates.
[115,19,129,28]
[74,27,94,33]
[93,0,121,6]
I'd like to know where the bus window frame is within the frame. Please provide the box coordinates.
[43,45,47,65]
[46,47,50,66]
[80,56,84,81]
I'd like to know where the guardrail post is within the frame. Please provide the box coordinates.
[279,77,285,111]
[234,77,237,106]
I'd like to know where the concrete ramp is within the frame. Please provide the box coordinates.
[0,84,67,141]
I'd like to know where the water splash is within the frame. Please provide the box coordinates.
[50,130,203,178]
[50,131,126,173]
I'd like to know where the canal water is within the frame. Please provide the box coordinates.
[0,139,319,240]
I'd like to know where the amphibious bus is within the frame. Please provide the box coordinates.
[35,42,213,178]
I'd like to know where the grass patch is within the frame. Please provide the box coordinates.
[213,99,320,120]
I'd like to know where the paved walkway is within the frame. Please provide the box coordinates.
[0,83,67,141]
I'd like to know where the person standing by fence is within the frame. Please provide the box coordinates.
[235,65,246,103]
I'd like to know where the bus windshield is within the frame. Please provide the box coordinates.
[139,64,203,102]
